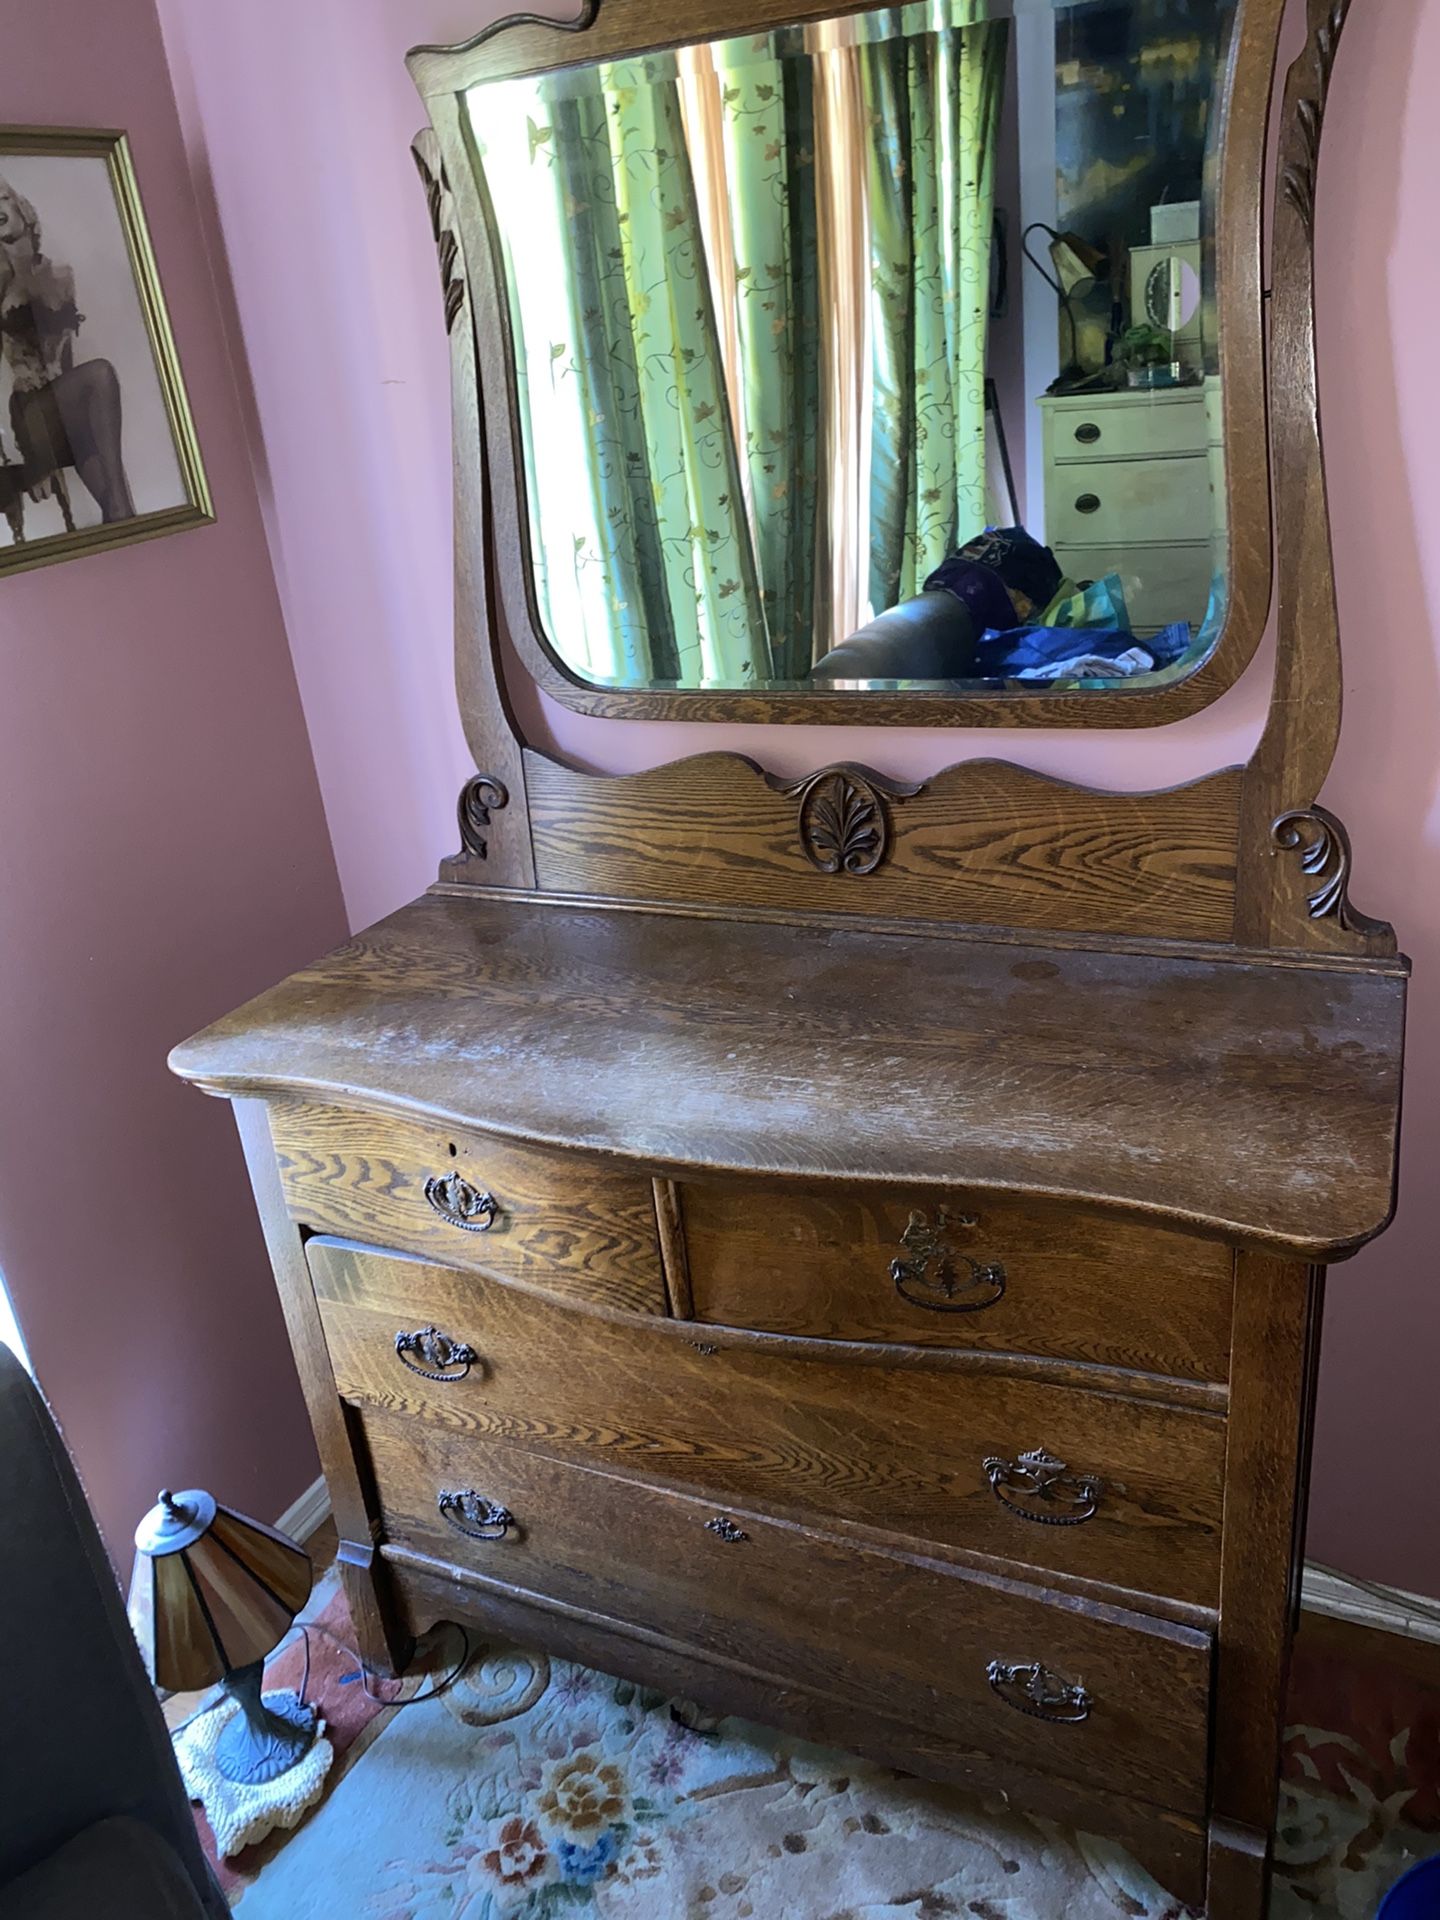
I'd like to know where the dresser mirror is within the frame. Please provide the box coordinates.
[460,0,1252,718]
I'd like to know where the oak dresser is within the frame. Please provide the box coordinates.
[171,2,1407,1915]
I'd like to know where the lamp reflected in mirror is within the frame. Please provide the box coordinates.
[1021,222,1110,393]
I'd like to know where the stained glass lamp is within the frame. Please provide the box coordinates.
[128,1488,316,1784]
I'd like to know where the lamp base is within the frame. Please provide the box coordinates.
[216,1660,318,1785]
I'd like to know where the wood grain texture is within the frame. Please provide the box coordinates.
[268,1098,665,1316]
[682,1178,1233,1382]
[169,889,1406,1261]
[1235,0,1395,960]
[651,1178,693,1319]
[231,1100,412,1678]
[362,1408,1213,1813]
[409,0,1274,735]
[310,1243,1227,1609]
[1207,1256,1323,1908]
[525,750,1242,942]
[413,102,533,890]
[381,1550,1209,1907]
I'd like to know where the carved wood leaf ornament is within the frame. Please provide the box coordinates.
[412,130,467,333]
[1281,0,1352,237]
[770,766,924,877]
[457,775,510,861]
[807,778,883,875]
[1271,805,1391,941]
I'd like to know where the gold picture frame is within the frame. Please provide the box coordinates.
[0,126,213,579]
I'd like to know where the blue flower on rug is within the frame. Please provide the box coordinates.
[554,1831,617,1885]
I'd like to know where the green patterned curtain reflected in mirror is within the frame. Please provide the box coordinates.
[466,0,1236,694]
[862,16,1006,615]
[477,58,767,686]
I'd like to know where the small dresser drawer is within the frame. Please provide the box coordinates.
[1044,392,1207,464]
[309,1241,1226,1607]
[677,1181,1232,1384]
[269,1100,665,1315]
[1048,455,1210,549]
[362,1410,1212,1816]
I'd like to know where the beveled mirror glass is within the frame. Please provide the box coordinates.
[465,0,1237,697]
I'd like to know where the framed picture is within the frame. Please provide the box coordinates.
[0,127,212,578]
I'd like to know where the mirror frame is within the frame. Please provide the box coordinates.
[410,0,1278,730]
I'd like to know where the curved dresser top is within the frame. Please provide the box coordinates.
[170,888,1407,1262]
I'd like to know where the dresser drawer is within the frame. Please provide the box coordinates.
[678,1181,1232,1384]
[269,1100,665,1315]
[1044,393,1207,463]
[1047,455,1210,549]
[309,1241,1226,1607]
[361,1409,1212,1816]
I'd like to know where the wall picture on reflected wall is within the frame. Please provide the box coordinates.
[0,127,212,579]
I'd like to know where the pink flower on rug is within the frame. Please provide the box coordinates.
[480,1817,551,1889]
[648,1722,699,1790]
[536,1749,629,1840]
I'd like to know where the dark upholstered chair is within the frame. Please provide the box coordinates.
[810,588,980,682]
[0,1345,227,1919]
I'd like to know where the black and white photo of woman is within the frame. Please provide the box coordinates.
[0,172,136,536]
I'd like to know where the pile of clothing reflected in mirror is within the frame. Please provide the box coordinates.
[811,526,1220,691]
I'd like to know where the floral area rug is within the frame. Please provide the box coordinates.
[216,1594,1440,1919]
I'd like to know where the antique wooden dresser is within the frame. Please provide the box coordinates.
[172,2,1406,1914]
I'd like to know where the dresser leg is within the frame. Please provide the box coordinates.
[1206,1818,1271,1920]
[336,1538,414,1680]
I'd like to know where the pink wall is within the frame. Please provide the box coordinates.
[0,0,347,1560]
[159,0,1439,1595]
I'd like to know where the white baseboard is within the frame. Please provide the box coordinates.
[1302,1560,1440,1647]
[276,1474,331,1545]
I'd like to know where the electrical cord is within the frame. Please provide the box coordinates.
[294,1616,474,1711]
[165,1617,474,1738]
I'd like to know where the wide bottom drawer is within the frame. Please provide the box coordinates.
[357,1406,1213,1817]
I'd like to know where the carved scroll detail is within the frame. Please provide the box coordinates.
[1271,806,1390,939]
[768,765,923,877]
[457,775,510,861]
[1281,0,1352,237]
[412,129,467,333]
[409,3,599,67]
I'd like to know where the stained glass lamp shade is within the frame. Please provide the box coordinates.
[128,1489,316,1784]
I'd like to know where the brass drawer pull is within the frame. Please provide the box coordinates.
[987,1660,1092,1725]
[437,1489,513,1541]
[1074,421,1101,445]
[890,1209,1006,1314]
[705,1516,748,1544]
[424,1171,499,1232]
[1075,492,1101,515]
[984,1447,1102,1527]
[394,1325,477,1383]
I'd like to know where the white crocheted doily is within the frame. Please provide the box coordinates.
[174,1689,334,1859]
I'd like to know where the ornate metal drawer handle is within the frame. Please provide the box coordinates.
[424,1171,499,1232]
[1074,421,1101,445]
[890,1209,1006,1314]
[705,1516,748,1544]
[394,1326,477,1383]
[437,1489,513,1541]
[1075,492,1101,515]
[987,1660,1092,1725]
[984,1447,1102,1527]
